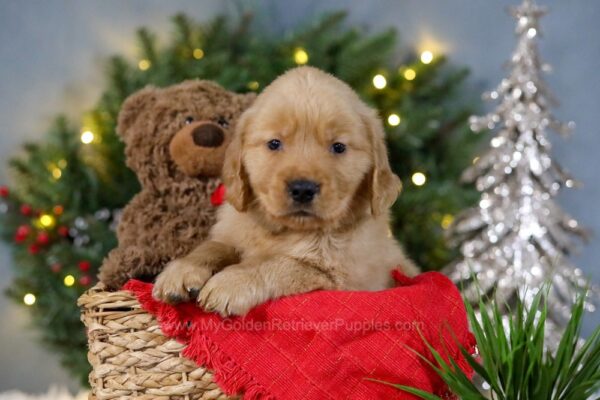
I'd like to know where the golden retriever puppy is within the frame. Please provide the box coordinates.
[153,66,418,316]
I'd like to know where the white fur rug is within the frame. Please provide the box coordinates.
[0,387,88,400]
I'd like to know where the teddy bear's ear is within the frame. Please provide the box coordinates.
[117,86,158,139]
[239,92,257,108]
[226,92,257,117]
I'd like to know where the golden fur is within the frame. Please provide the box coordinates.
[153,67,418,315]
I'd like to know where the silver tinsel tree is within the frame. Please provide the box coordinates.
[446,0,595,345]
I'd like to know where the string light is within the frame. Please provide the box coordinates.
[411,172,427,186]
[420,50,434,64]
[51,167,62,180]
[247,81,260,91]
[80,130,95,144]
[23,293,36,306]
[387,113,401,126]
[441,214,455,229]
[57,159,67,169]
[192,48,204,60]
[64,275,75,287]
[39,214,56,229]
[372,74,387,89]
[53,205,64,215]
[138,59,151,71]
[293,48,309,65]
[403,68,417,81]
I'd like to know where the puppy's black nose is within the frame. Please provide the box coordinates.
[191,123,225,148]
[288,180,320,204]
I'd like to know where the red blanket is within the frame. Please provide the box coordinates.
[124,271,475,399]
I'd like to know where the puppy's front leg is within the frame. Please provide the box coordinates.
[153,241,240,304]
[199,257,338,316]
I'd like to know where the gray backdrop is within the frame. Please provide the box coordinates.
[0,0,598,393]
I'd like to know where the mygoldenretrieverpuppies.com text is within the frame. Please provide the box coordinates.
[166,318,424,333]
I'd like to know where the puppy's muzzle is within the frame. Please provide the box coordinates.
[287,180,320,204]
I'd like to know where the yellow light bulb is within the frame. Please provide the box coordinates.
[411,172,427,186]
[403,68,417,81]
[372,74,387,89]
[81,130,94,144]
[192,48,204,60]
[52,167,62,180]
[441,214,454,229]
[57,159,67,169]
[247,81,260,91]
[420,50,434,64]
[23,293,36,306]
[64,275,75,287]
[138,59,151,71]
[294,48,309,65]
[387,113,401,126]
[39,214,56,228]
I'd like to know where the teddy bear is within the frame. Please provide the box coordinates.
[98,80,255,290]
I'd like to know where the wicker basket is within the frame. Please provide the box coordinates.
[78,284,233,400]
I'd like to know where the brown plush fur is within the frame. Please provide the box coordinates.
[98,80,255,289]
[153,67,419,315]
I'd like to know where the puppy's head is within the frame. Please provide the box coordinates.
[224,67,401,230]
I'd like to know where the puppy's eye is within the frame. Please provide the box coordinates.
[267,139,282,151]
[184,116,194,125]
[217,116,229,127]
[331,142,346,154]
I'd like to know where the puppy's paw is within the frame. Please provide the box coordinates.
[198,267,267,317]
[153,258,212,304]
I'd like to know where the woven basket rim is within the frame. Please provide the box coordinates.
[79,283,231,399]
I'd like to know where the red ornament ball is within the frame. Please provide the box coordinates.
[17,225,31,237]
[14,225,31,242]
[36,232,50,246]
[0,186,8,197]
[79,275,92,286]
[50,263,62,273]
[78,260,91,272]
[57,226,70,237]
[28,244,40,255]
[20,204,33,216]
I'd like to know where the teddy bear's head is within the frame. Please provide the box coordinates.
[117,80,255,189]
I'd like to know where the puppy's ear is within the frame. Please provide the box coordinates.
[223,110,253,211]
[361,107,402,216]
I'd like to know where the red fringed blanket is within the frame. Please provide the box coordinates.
[124,271,476,400]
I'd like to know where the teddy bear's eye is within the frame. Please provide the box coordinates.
[184,116,194,125]
[217,116,229,128]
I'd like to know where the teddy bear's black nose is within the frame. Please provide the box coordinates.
[191,123,225,148]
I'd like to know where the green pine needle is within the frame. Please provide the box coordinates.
[389,284,600,400]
